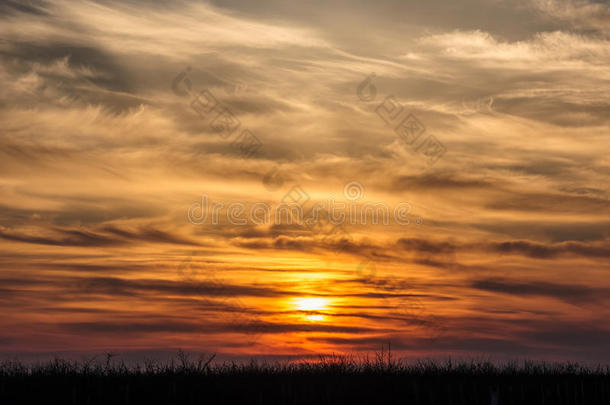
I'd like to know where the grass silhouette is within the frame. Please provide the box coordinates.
[1,348,609,404]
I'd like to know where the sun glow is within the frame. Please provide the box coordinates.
[292,298,329,322]
[304,314,325,322]
[294,297,328,312]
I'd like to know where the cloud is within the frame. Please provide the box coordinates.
[530,0,610,34]
[0,226,119,247]
[232,232,610,261]
[0,224,201,247]
[0,0,609,362]
[57,318,382,336]
[471,278,610,304]
[490,240,610,258]
[0,0,50,17]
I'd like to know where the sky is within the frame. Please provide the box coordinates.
[0,0,609,363]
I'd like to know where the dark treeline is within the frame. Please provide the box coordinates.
[1,350,610,405]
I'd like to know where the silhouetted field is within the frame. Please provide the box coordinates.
[1,351,609,405]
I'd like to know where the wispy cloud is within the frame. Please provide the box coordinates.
[0,0,609,362]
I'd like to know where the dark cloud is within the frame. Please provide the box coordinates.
[396,238,457,255]
[101,225,201,246]
[0,227,118,247]
[392,174,493,191]
[0,225,200,247]
[473,220,610,242]
[486,192,610,214]
[490,240,610,259]
[74,276,288,299]
[0,42,139,111]
[58,319,381,335]
[0,0,50,17]
[232,232,610,261]
[471,278,610,304]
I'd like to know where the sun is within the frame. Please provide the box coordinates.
[292,297,330,322]
[293,297,328,312]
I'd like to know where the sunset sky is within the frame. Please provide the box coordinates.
[1,0,609,363]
